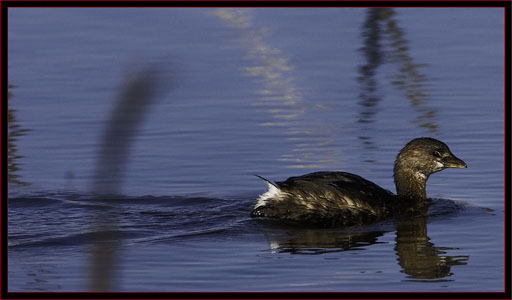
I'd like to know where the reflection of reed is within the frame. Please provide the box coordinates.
[213,8,335,169]
[92,69,158,195]
[8,86,30,186]
[358,8,437,133]
[89,68,158,291]
[383,10,437,132]
[357,8,386,125]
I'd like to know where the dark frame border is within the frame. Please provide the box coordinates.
[1,1,510,299]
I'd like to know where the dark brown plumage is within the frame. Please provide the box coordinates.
[251,137,466,226]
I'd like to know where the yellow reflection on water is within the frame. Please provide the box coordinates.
[212,8,336,169]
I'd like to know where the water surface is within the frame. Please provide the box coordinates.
[7,8,504,292]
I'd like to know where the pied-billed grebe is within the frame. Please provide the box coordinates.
[251,137,466,226]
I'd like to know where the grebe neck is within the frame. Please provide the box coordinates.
[393,165,428,201]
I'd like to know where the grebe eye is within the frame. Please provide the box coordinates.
[433,151,442,158]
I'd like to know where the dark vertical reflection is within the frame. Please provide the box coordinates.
[357,8,438,151]
[383,10,437,132]
[7,85,30,186]
[395,216,469,280]
[92,69,158,195]
[357,8,387,125]
[89,68,159,291]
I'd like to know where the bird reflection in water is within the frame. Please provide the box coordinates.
[395,215,469,280]
[268,229,385,255]
[265,211,468,280]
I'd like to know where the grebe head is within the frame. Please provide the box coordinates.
[393,137,466,200]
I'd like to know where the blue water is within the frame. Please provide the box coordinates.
[7,8,504,292]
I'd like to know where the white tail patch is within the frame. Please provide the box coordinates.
[255,179,283,208]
